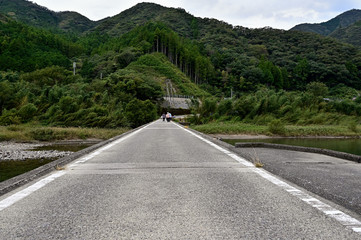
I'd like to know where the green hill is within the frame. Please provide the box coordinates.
[0,0,95,32]
[291,9,361,47]
[92,2,198,38]
[0,19,83,72]
[2,1,361,129]
[291,9,361,36]
[329,20,361,47]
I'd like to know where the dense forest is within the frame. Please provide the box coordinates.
[1,1,361,130]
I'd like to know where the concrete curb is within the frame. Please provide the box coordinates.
[235,142,361,163]
[177,124,361,164]
[175,123,239,154]
[0,124,146,196]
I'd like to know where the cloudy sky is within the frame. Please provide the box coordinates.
[31,0,361,30]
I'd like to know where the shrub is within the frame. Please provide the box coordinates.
[217,99,233,116]
[348,121,358,133]
[124,99,157,127]
[18,103,37,122]
[7,125,25,131]
[0,109,21,125]
[268,119,286,135]
[306,82,328,97]
[59,96,78,114]
[30,128,55,141]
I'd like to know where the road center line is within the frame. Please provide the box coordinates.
[173,122,361,235]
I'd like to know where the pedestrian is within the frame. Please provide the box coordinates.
[162,113,166,121]
[166,112,171,122]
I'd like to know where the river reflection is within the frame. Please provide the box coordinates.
[0,143,94,182]
[223,138,361,156]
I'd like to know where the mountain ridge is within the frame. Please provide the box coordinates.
[0,0,96,32]
[291,9,361,35]
[1,0,361,128]
[290,9,361,46]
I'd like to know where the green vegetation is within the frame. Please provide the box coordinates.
[0,125,129,142]
[0,21,82,72]
[291,9,361,46]
[0,0,95,32]
[191,122,360,137]
[330,20,361,47]
[189,85,361,136]
[1,1,361,140]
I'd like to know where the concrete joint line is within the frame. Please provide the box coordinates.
[173,122,361,235]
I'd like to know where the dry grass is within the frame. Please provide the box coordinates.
[251,148,264,168]
[0,124,130,142]
[55,165,66,171]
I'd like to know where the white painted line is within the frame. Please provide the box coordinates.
[0,121,155,212]
[68,122,153,168]
[174,122,361,235]
[0,171,65,211]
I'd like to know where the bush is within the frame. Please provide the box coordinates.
[124,99,157,127]
[217,99,233,116]
[268,119,286,135]
[30,128,55,141]
[18,103,37,122]
[0,109,21,125]
[306,82,328,97]
[59,96,78,114]
[348,121,358,133]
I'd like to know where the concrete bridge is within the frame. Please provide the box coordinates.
[1,120,361,239]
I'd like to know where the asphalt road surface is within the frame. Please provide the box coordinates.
[1,120,361,239]
[235,147,361,216]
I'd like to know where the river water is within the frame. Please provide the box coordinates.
[223,138,361,156]
[0,143,94,182]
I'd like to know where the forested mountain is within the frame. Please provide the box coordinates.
[291,9,361,36]
[1,1,361,128]
[0,20,83,71]
[89,3,361,92]
[291,9,361,47]
[0,0,96,33]
[329,20,361,47]
[93,2,196,37]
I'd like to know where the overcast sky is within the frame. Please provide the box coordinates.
[31,0,361,30]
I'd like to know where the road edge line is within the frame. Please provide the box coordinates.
[0,121,156,197]
[173,122,361,235]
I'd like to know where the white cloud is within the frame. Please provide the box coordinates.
[31,0,361,29]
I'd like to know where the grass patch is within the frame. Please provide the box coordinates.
[0,124,130,142]
[191,122,269,135]
[191,121,361,137]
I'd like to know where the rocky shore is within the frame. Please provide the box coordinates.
[0,142,73,161]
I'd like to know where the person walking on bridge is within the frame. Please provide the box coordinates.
[166,112,172,122]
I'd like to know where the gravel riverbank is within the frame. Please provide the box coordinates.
[0,142,73,161]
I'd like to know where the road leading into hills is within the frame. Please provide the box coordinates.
[1,120,361,239]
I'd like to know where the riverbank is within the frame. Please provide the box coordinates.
[0,140,101,182]
[0,125,130,181]
[191,122,361,137]
[0,140,102,161]
[0,125,130,142]
[0,141,71,161]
